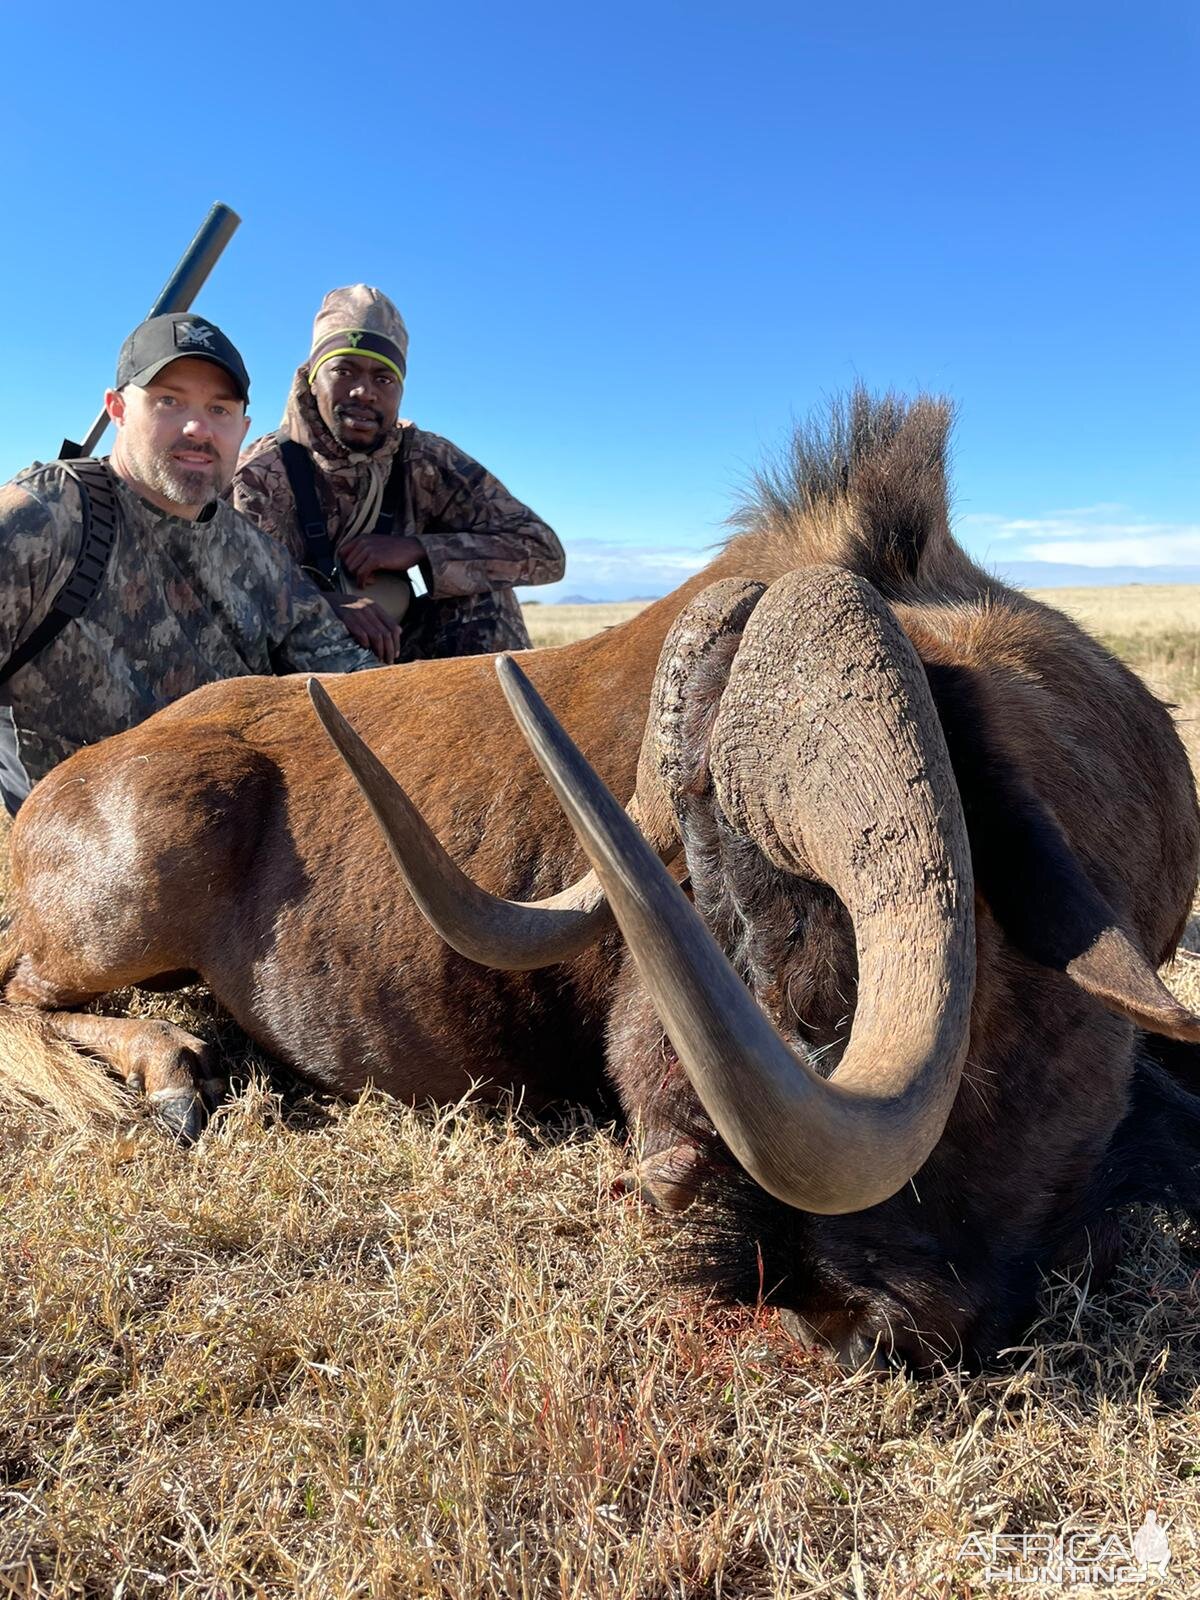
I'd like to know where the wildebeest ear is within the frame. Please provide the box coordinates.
[925,663,1200,1044]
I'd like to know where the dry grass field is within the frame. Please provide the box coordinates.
[523,602,650,650]
[1027,588,1200,773]
[0,586,1197,1598]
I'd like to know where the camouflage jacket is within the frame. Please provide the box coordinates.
[230,372,565,645]
[0,460,375,796]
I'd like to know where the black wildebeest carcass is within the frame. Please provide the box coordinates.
[3,391,1199,1367]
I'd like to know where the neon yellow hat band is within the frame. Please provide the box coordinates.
[309,346,406,386]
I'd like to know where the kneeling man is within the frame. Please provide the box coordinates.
[231,285,565,663]
[0,313,375,814]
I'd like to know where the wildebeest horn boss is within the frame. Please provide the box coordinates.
[3,390,1199,1367]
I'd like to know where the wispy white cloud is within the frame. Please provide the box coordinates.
[1014,535,1200,567]
[521,538,709,601]
[526,509,1200,602]
[958,505,1200,568]
[1042,503,1131,519]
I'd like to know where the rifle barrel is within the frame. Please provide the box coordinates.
[147,203,242,318]
[69,203,242,459]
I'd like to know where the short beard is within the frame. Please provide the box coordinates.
[331,407,385,452]
[126,440,223,509]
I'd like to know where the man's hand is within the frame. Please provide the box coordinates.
[327,593,404,664]
[338,533,424,585]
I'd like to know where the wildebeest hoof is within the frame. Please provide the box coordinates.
[147,1088,207,1144]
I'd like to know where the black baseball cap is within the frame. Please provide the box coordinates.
[115,312,250,402]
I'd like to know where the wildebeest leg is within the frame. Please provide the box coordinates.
[0,727,278,1133]
[44,1014,222,1141]
[3,957,223,1140]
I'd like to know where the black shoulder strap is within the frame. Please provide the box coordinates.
[280,431,414,587]
[279,437,338,587]
[373,429,411,538]
[0,458,121,688]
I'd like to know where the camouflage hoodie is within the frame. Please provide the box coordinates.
[230,300,564,648]
[0,461,375,808]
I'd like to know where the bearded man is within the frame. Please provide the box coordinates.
[230,285,565,664]
[0,312,376,815]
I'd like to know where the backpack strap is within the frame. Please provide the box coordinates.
[279,431,429,597]
[373,429,410,538]
[0,458,121,688]
[370,429,429,600]
[279,437,339,588]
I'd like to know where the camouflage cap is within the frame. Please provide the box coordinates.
[308,285,409,386]
[116,313,250,401]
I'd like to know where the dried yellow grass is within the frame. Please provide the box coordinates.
[0,585,1196,1597]
[0,1089,1197,1598]
[523,601,650,650]
[1028,584,1199,646]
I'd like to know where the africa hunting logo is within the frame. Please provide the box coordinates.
[174,320,216,350]
[957,1511,1171,1586]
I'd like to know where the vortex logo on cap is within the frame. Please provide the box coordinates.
[175,321,216,349]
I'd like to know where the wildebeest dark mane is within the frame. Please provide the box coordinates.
[720,385,1002,604]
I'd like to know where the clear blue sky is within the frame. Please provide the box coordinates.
[1,1,1196,597]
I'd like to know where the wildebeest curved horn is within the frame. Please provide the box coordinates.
[496,566,976,1215]
[308,677,613,970]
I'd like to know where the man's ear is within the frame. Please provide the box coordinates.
[240,412,251,444]
[105,388,127,429]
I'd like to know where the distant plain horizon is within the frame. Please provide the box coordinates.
[521,561,1200,606]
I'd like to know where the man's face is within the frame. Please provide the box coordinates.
[106,358,250,515]
[312,353,402,452]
